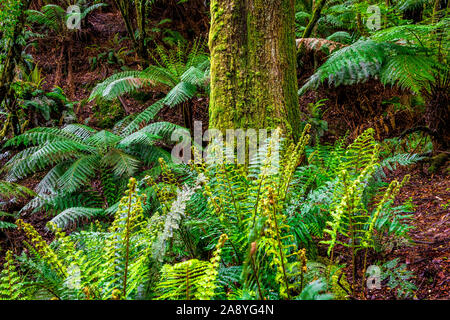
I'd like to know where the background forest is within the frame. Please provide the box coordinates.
[0,0,448,300]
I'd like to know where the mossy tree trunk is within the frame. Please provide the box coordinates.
[208,0,301,140]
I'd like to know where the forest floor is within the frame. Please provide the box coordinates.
[365,168,449,299]
[0,7,448,300]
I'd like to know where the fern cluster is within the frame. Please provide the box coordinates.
[299,16,448,96]
[0,178,154,300]
[2,122,181,229]
[0,126,421,300]
[90,40,210,133]
[0,251,24,300]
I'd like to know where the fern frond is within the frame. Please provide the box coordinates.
[380,55,436,94]
[0,251,25,300]
[57,155,100,193]
[26,4,66,32]
[100,178,149,299]
[156,259,210,300]
[0,181,35,199]
[35,162,71,195]
[163,81,197,107]
[49,207,106,229]
[121,100,165,135]
[102,149,141,178]
[89,71,153,101]
[138,122,184,142]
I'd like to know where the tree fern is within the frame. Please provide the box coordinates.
[0,251,25,300]
[380,54,436,94]
[299,20,447,95]
[299,39,387,94]
[3,122,179,228]
[90,42,209,133]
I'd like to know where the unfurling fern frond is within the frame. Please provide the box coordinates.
[16,219,67,278]
[156,234,228,300]
[156,259,210,300]
[362,175,411,250]
[338,128,380,177]
[0,251,25,300]
[99,178,150,299]
[259,187,307,299]
[9,180,156,300]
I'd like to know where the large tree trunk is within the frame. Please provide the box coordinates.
[208,0,301,140]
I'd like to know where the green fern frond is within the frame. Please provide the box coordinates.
[120,100,165,135]
[156,259,210,300]
[156,234,228,300]
[35,161,68,194]
[397,0,433,12]
[0,181,35,199]
[49,207,106,229]
[299,40,386,95]
[100,178,149,299]
[326,31,352,44]
[57,155,100,193]
[163,81,197,107]
[0,251,25,300]
[102,149,141,178]
[26,4,66,32]
[380,54,436,94]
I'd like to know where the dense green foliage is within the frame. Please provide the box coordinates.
[0,0,447,301]
[0,127,421,299]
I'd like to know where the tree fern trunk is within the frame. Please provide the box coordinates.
[302,0,328,38]
[113,0,137,49]
[208,0,301,140]
[0,0,32,136]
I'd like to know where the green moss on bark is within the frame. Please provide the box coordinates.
[209,0,301,140]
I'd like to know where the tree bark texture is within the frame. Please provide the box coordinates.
[208,0,301,140]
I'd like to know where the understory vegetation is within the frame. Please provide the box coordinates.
[0,0,448,300]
